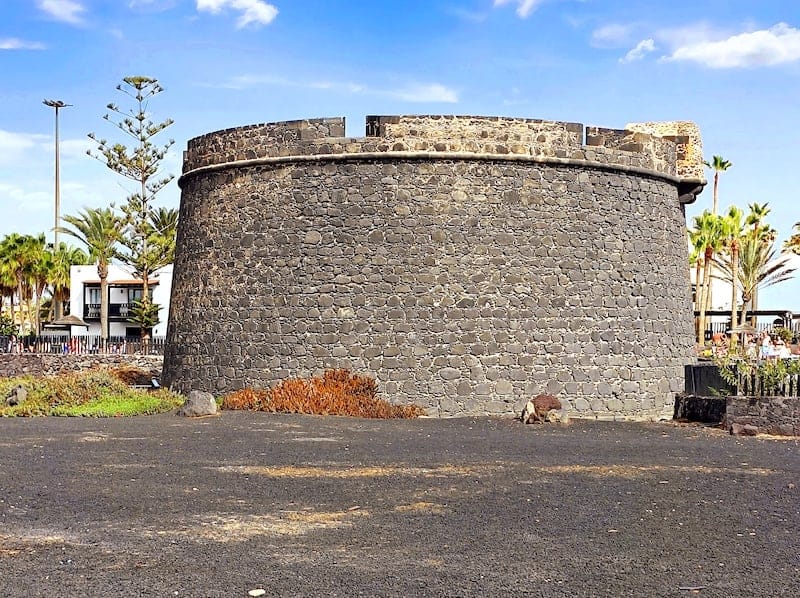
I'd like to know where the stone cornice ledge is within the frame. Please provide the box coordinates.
[179,150,701,189]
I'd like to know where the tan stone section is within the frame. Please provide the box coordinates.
[625,121,704,181]
[377,115,582,157]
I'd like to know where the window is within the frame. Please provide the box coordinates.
[127,288,152,303]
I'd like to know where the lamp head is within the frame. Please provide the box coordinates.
[43,99,70,108]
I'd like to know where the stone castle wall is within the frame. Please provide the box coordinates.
[163,115,703,420]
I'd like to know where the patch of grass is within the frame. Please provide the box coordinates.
[221,369,425,419]
[0,370,184,417]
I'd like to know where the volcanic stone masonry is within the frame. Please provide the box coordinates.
[163,115,705,420]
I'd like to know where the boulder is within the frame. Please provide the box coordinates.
[5,385,27,407]
[521,394,562,424]
[730,423,759,436]
[544,408,570,424]
[177,390,218,417]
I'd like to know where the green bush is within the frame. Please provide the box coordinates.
[0,370,184,417]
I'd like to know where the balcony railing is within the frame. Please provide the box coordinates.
[84,303,134,321]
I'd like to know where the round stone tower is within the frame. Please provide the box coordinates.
[163,115,704,419]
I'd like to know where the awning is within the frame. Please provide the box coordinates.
[44,314,91,328]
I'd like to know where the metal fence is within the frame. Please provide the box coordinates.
[0,334,166,356]
[704,322,798,342]
[736,371,800,398]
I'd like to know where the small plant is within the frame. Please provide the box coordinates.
[220,369,425,419]
[775,326,794,344]
[0,313,16,336]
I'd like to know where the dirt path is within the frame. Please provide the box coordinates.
[0,414,798,597]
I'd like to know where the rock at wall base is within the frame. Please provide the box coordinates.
[521,394,563,424]
[730,423,759,436]
[177,390,218,417]
[5,385,27,407]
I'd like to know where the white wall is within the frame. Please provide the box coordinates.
[68,263,172,337]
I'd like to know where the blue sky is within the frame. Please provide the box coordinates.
[2,0,800,309]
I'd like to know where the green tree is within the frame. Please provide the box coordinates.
[48,242,89,322]
[0,233,47,334]
[743,202,775,317]
[714,235,796,328]
[147,206,179,267]
[0,237,21,331]
[59,208,122,346]
[720,206,745,346]
[783,221,800,255]
[703,155,732,215]
[0,312,15,336]
[30,241,52,334]
[689,211,725,344]
[88,75,174,343]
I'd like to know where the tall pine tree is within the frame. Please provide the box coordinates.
[88,76,174,346]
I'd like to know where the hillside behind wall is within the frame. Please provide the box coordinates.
[164,115,704,420]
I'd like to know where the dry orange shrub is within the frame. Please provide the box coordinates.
[221,369,425,419]
[220,388,270,411]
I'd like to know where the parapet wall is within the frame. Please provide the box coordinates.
[182,115,703,183]
[166,114,704,420]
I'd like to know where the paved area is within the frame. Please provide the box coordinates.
[0,413,798,597]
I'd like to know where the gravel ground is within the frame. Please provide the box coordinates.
[0,413,798,597]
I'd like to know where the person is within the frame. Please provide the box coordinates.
[760,332,773,360]
[743,334,758,361]
[775,337,791,359]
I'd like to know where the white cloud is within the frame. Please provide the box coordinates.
[389,83,459,103]
[591,23,635,48]
[0,183,52,214]
[493,0,545,19]
[37,0,87,25]
[657,22,719,48]
[128,0,177,10]
[445,7,487,24]
[620,38,656,63]
[0,131,48,165]
[0,38,46,50]
[214,74,458,103]
[196,0,278,29]
[663,22,800,68]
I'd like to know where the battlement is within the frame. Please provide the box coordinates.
[181,115,704,183]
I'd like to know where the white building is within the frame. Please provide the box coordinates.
[67,264,173,338]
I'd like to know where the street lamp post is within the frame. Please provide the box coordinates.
[43,99,71,319]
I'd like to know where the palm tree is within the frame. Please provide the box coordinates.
[59,207,122,346]
[0,236,21,332]
[703,155,732,215]
[743,203,774,318]
[48,243,89,321]
[141,206,179,272]
[30,241,52,335]
[1,233,46,334]
[689,211,725,344]
[784,221,800,255]
[714,236,796,327]
[720,206,744,346]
